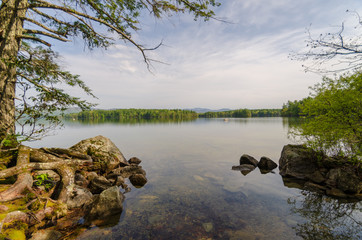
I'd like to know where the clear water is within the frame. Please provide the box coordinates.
[27,118,362,240]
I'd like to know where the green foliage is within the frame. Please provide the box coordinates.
[291,72,362,160]
[0,0,220,143]
[65,108,198,121]
[281,99,310,117]
[199,109,281,118]
[34,173,55,191]
[14,43,96,142]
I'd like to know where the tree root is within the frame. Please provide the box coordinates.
[0,145,92,203]
[0,146,32,201]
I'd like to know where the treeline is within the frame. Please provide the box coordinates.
[198,109,281,118]
[64,109,198,121]
[281,98,310,117]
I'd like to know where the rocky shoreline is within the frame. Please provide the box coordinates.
[279,144,362,200]
[233,144,361,200]
[0,135,147,239]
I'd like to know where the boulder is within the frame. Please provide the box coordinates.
[279,144,362,198]
[129,174,147,188]
[279,144,324,182]
[326,167,362,194]
[88,175,113,194]
[29,230,62,240]
[239,154,258,167]
[70,135,129,172]
[66,185,93,209]
[257,156,277,170]
[87,186,124,220]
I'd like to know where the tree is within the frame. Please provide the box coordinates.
[291,72,361,160]
[0,0,220,146]
[294,10,362,74]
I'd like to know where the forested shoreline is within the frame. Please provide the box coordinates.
[64,108,284,121]
[64,109,199,121]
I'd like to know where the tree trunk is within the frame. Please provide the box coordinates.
[0,0,28,143]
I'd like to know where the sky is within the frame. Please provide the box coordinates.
[53,0,362,110]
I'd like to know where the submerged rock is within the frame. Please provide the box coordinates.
[87,186,124,220]
[239,154,258,167]
[232,164,256,176]
[29,230,62,240]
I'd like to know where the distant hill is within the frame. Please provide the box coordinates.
[185,108,232,113]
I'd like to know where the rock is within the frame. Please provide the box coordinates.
[87,186,124,220]
[86,171,98,181]
[128,157,142,165]
[74,173,89,188]
[88,176,113,194]
[115,176,125,187]
[232,164,256,176]
[70,135,129,172]
[66,185,93,209]
[279,144,362,198]
[326,167,362,194]
[129,174,147,188]
[279,145,324,182]
[29,230,62,240]
[304,182,327,193]
[114,165,146,178]
[239,154,258,167]
[202,222,213,232]
[257,156,277,170]
[326,188,349,198]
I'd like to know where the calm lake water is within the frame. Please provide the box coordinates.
[27,118,361,240]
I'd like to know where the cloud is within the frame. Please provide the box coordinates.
[57,0,362,109]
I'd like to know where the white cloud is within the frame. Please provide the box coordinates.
[56,0,362,110]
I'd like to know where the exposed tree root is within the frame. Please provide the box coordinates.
[0,136,147,239]
[0,146,32,201]
[0,145,93,204]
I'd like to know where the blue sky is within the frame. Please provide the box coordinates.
[53,0,362,110]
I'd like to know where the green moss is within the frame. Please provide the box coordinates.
[3,221,28,240]
[4,229,26,240]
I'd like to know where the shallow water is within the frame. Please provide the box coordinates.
[28,118,362,240]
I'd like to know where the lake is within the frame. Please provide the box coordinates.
[27,118,362,240]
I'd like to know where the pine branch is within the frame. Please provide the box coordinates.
[18,35,51,47]
[23,29,70,42]
[30,0,151,65]
[23,17,67,37]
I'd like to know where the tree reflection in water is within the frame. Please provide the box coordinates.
[288,190,362,240]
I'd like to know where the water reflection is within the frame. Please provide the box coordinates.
[64,118,197,126]
[288,191,362,240]
[27,117,361,239]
